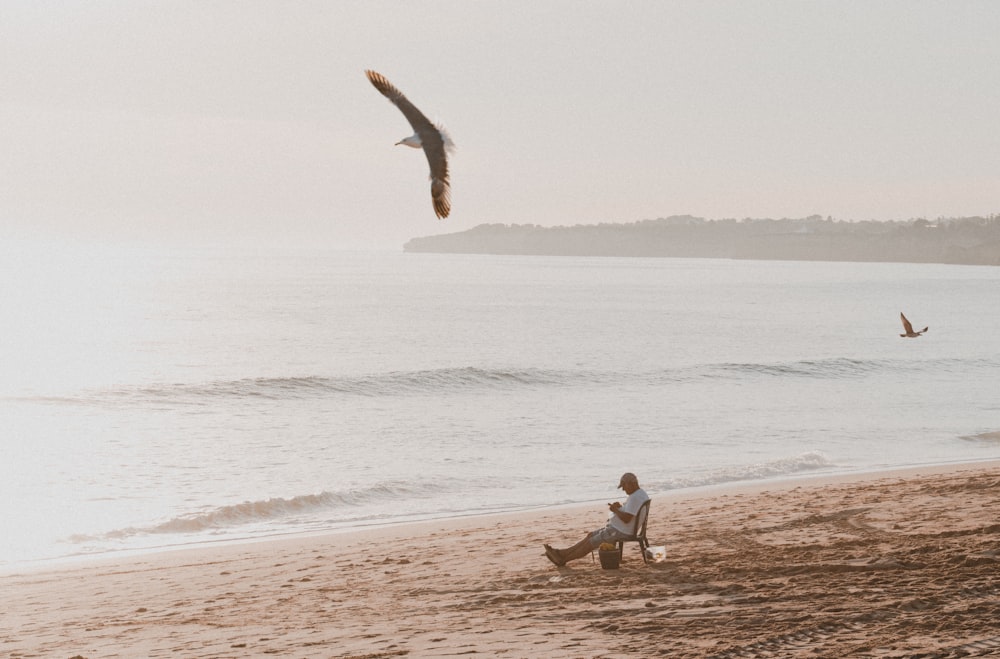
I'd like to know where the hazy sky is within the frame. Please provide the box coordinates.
[2,1,998,248]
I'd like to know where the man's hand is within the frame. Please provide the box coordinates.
[609,501,633,523]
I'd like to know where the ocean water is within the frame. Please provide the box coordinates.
[2,241,999,568]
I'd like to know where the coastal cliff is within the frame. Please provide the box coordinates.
[404,215,1000,266]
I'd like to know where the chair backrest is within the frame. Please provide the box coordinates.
[631,499,651,539]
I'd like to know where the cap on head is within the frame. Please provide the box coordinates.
[618,472,637,489]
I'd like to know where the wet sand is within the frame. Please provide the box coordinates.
[3,461,999,658]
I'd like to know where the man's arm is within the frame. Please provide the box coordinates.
[608,502,634,524]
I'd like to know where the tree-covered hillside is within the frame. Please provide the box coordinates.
[404,215,1000,266]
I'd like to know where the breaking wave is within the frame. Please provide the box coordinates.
[31,355,999,406]
[655,452,836,491]
[68,480,446,543]
[959,430,1000,444]
[47,367,572,406]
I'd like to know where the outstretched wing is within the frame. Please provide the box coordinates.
[423,134,451,219]
[365,70,451,219]
[365,70,435,138]
[900,312,914,334]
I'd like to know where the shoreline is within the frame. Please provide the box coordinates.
[6,457,999,576]
[4,459,999,657]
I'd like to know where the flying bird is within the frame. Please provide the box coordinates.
[365,69,454,219]
[899,312,928,337]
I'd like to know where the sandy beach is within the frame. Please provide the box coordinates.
[3,462,999,658]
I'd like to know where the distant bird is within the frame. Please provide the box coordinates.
[899,312,928,337]
[365,69,454,219]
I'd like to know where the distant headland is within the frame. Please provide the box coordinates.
[404,215,1000,266]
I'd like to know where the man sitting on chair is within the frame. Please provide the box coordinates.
[544,472,649,567]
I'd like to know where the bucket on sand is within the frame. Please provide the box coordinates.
[598,547,622,569]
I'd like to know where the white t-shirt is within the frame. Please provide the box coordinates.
[608,487,649,534]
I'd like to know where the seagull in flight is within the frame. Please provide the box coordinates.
[899,312,928,337]
[365,70,454,219]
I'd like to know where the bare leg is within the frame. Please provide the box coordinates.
[548,533,597,564]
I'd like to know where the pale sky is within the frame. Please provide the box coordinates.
[2,1,998,248]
